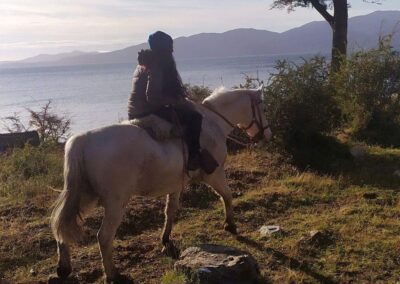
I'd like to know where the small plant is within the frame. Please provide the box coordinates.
[185,84,212,102]
[161,270,187,284]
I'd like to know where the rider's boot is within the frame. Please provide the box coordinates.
[199,149,219,174]
[187,152,201,171]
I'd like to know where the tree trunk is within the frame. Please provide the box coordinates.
[331,0,348,72]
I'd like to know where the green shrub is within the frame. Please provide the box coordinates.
[264,57,342,147]
[334,39,400,146]
[186,85,212,102]
[161,270,187,284]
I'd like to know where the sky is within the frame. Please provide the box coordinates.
[1,0,399,61]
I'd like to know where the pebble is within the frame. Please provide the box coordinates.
[259,225,280,237]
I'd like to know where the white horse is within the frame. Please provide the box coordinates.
[50,87,271,283]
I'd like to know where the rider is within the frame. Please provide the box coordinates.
[128,31,217,173]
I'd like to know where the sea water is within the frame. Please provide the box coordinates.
[0,54,307,134]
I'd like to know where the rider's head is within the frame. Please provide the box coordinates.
[148,31,173,54]
[147,31,184,97]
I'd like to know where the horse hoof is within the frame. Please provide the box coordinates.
[224,223,237,234]
[161,241,180,259]
[56,266,72,279]
[105,273,133,284]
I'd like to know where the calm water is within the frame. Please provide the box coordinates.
[0,54,306,133]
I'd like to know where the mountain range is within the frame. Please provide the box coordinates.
[2,10,399,69]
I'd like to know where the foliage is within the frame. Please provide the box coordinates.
[272,0,330,12]
[333,38,400,146]
[265,56,341,147]
[271,0,383,13]
[185,84,212,102]
[28,100,71,143]
[161,270,187,284]
[235,74,264,89]
[2,100,71,143]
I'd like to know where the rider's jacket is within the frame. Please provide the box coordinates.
[128,63,183,119]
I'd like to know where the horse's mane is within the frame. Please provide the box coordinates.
[203,86,253,107]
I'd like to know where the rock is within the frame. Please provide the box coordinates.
[350,146,366,158]
[394,170,400,177]
[259,225,280,237]
[174,244,259,284]
[308,230,334,247]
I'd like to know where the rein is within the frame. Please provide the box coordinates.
[202,94,269,145]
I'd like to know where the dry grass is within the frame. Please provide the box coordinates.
[1,145,399,283]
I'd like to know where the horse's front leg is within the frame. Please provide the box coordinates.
[205,169,237,234]
[161,192,180,259]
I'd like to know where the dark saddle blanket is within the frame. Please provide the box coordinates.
[127,114,183,140]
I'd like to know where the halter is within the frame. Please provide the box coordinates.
[202,93,270,144]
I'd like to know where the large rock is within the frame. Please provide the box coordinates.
[174,244,259,284]
[0,131,40,151]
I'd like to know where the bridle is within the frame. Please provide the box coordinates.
[202,93,270,144]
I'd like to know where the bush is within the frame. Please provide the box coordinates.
[264,57,342,149]
[185,84,212,102]
[161,270,187,284]
[333,38,400,146]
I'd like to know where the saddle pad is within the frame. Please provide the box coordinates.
[126,114,182,140]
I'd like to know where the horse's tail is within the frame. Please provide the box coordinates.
[51,134,94,244]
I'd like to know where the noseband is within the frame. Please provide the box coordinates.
[202,93,270,143]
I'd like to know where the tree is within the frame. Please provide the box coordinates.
[28,100,71,143]
[272,0,382,71]
[1,100,72,143]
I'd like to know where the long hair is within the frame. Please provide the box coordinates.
[139,49,186,99]
[158,51,186,99]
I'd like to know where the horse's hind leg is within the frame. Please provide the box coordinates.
[161,192,180,259]
[56,242,72,279]
[205,169,237,234]
[97,204,130,283]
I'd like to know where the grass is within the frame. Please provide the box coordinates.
[0,144,399,283]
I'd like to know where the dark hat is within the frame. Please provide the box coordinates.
[148,31,173,53]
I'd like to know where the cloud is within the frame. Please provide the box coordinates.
[1,0,399,60]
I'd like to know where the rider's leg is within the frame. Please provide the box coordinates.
[173,105,202,170]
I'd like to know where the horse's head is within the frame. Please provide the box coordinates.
[203,86,272,143]
[238,86,272,142]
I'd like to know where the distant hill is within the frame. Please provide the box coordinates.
[2,10,399,69]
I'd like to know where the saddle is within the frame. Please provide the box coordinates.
[127,115,218,174]
[129,114,183,140]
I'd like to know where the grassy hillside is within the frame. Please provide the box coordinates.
[1,144,399,283]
